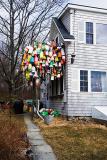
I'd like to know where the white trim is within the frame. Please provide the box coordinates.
[53,19,74,42]
[84,21,86,43]
[70,9,73,35]
[64,39,74,42]
[78,70,80,92]
[93,23,96,45]
[68,4,107,14]
[88,70,91,92]
[58,4,107,19]
[58,4,69,18]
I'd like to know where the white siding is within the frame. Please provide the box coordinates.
[61,10,70,33]
[67,10,107,117]
[78,21,85,43]
[49,8,107,117]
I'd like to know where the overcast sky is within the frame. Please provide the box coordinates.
[66,0,107,9]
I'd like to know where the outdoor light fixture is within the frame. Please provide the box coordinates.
[71,53,76,64]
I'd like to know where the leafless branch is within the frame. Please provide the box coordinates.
[0,0,64,94]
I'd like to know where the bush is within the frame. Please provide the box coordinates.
[0,114,28,160]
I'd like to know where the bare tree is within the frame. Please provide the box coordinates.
[0,0,64,96]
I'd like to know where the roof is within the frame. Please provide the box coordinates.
[58,3,107,19]
[52,17,74,41]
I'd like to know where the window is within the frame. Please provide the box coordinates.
[86,22,93,44]
[91,71,107,92]
[78,21,107,45]
[51,76,64,96]
[80,70,88,92]
[96,23,107,44]
[60,76,63,94]
[55,36,59,46]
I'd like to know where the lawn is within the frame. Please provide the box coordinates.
[0,109,28,160]
[34,117,107,160]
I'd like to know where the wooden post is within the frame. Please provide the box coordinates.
[32,78,36,120]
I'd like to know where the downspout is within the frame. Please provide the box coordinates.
[70,9,74,36]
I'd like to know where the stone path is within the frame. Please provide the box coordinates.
[24,114,57,160]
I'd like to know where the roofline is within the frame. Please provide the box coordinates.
[64,39,74,42]
[52,18,74,42]
[52,18,65,41]
[58,3,107,18]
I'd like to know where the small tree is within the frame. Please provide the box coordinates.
[0,0,64,96]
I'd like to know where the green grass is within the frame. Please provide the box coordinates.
[35,118,107,160]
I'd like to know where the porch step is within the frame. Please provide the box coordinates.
[92,106,107,121]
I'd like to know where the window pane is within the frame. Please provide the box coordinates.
[84,86,88,92]
[80,70,88,92]
[96,23,107,44]
[86,22,93,33]
[86,34,93,44]
[80,81,84,86]
[91,71,106,92]
[80,87,83,91]
[80,75,84,80]
[84,71,88,76]
[60,76,63,94]
[86,22,93,44]
[84,76,88,81]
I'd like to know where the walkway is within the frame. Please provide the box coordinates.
[24,114,57,160]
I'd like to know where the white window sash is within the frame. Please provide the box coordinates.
[93,23,96,45]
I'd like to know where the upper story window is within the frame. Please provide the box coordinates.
[55,36,59,46]
[96,23,107,44]
[86,22,93,44]
[78,21,107,45]
[56,37,59,45]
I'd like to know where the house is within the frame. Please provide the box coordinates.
[41,3,107,118]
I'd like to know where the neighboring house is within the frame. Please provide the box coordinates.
[41,3,107,118]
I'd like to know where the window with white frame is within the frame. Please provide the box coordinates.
[86,22,93,44]
[78,21,107,45]
[80,70,107,92]
[91,71,107,92]
[80,70,88,92]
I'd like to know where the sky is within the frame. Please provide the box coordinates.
[66,0,107,9]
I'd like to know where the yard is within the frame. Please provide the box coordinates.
[34,117,107,160]
[0,109,28,160]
